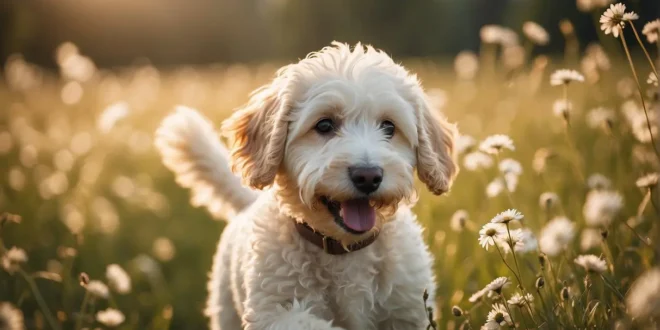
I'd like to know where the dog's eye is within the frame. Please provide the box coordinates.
[315,118,336,135]
[380,120,395,138]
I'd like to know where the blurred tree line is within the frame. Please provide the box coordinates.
[0,0,658,68]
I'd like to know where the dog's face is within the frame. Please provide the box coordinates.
[223,42,458,245]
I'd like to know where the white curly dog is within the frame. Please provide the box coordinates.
[155,42,458,330]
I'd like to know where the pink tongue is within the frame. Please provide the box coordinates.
[340,199,376,232]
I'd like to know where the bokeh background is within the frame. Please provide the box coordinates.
[1,0,660,329]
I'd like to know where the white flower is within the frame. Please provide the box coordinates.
[469,288,489,303]
[0,302,24,330]
[454,51,479,81]
[478,223,507,250]
[583,190,624,227]
[600,3,639,38]
[539,192,560,210]
[642,19,660,43]
[574,254,608,273]
[504,173,519,192]
[516,228,539,253]
[1,247,27,274]
[577,0,614,12]
[523,21,549,45]
[550,69,585,86]
[539,216,575,257]
[480,134,515,155]
[626,268,660,319]
[487,303,512,326]
[486,178,505,198]
[648,72,659,87]
[587,173,612,190]
[96,308,125,327]
[486,277,511,294]
[106,264,132,294]
[463,151,493,171]
[498,158,522,175]
[456,134,477,154]
[450,210,469,232]
[491,209,524,224]
[481,320,501,330]
[636,173,659,189]
[85,280,109,299]
[508,292,534,307]
[497,228,525,254]
[580,228,603,251]
[480,25,519,46]
[586,107,615,129]
[553,99,573,119]
[532,148,553,174]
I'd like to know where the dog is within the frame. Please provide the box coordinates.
[155,42,458,330]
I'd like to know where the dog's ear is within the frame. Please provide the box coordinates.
[222,74,290,190]
[415,95,459,195]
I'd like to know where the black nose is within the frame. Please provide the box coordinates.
[349,166,383,194]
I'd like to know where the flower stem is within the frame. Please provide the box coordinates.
[75,291,90,330]
[505,225,538,326]
[18,269,61,330]
[620,32,660,161]
[599,274,625,302]
[629,23,659,79]
[494,243,524,289]
[623,220,652,247]
[500,293,518,329]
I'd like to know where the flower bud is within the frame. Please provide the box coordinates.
[451,306,463,317]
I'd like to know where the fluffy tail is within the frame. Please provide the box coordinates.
[154,106,257,220]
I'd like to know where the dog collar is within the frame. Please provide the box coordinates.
[293,221,379,255]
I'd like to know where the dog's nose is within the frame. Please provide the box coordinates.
[349,166,383,194]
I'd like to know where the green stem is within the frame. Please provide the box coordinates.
[620,32,660,161]
[599,274,625,302]
[18,269,61,330]
[494,243,525,290]
[75,291,90,330]
[500,292,518,329]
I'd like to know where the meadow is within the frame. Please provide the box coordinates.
[1,3,660,329]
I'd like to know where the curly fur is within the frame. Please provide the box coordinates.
[155,42,458,330]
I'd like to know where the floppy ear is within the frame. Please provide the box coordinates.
[221,75,291,190]
[415,95,459,195]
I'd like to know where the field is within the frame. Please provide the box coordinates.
[2,12,660,330]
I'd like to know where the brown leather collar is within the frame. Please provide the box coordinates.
[294,221,379,255]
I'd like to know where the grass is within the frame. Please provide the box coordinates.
[1,14,660,330]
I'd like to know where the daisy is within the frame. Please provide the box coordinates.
[479,134,515,155]
[539,192,560,210]
[626,268,660,319]
[106,264,132,294]
[454,51,479,81]
[497,228,525,254]
[486,178,505,198]
[85,280,109,299]
[456,134,477,154]
[498,158,522,175]
[480,25,504,44]
[550,69,585,86]
[539,216,576,257]
[577,0,614,12]
[523,21,549,45]
[516,228,539,253]
[450,210,469,232]
[508,292,534,307]
[580,228,603,251]
[586,107,615,129]
[468,288,489,303]
[636,173,659,189]
[0,302,24,330]
[490,209,524,224]
[481,321,500,330]
[486,277,511,294]
[600,3,639,38]
[585,43,611,71]
[463,151,493,171]
[649,72,658,87]
[1,247,27,274]
[487,303,512,326]
[583,190,624,227]
[478,223,507,250]
[504,172,519,193]
[587,173,612,190]
[96,308,125,327]
[574,254,608,273]
[642,19,660,43]
[552,99,573,119]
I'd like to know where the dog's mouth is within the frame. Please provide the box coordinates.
[320,196,376,234]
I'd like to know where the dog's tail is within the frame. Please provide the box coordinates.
[154,106,258,221]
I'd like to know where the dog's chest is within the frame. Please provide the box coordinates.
[316,250,391,330]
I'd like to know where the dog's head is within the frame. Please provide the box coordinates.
[223,42,458,244]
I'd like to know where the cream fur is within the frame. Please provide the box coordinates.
[155,42,458,330]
